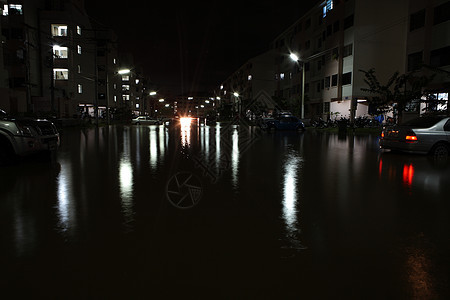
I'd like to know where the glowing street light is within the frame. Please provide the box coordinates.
[118,69,131,75]
[149,91,157,96]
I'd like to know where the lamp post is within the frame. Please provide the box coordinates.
[290,53,305,119]
[233,92,240,116]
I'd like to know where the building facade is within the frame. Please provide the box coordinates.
[220,0,449,121]
[0,0,151,119]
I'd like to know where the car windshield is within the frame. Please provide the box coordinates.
[401,116,446,128]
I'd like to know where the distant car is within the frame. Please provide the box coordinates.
[379,115,450,157]
[131,116,160,125]
[0,111,60,165]
[261,115,305,131]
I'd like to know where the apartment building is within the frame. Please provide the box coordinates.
[218,50,277,116]
[0,0,142,119]
[272,0,412,120]
[407,0,450,113]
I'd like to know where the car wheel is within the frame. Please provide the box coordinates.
[430,143,450,158]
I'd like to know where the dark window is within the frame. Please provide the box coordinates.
[343,44,353,57]
[344,14,354,30]
[327,24,332,36]
[410,9,426,31]
[305,18,311,29]
[407,51,423,71]
[331,74,338,86]
[305,62,310,71]
[430,46,450,67]
[305,40,310,49]
[317,82,321,92]
[342,72,352,85]
[434,1,450,25]
[333,20,340,32]
[324,76,330,88]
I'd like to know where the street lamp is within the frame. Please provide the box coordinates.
[290,53,305,119]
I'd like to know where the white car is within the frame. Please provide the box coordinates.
[0,110,60,165]
[380,115,450,157]
[131,116,160,125]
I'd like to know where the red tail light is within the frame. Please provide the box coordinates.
[405,130,417,142]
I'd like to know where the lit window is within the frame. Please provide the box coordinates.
[136,104,140,109]
[77,45,81,54]
[122,85,130,91]
[53,46,68,58]
[248,75,252,81]
[113,58,117,65]
[3,4,23,16]
[135,79,140,84]
[77,65,81,73]
[114,96,117,102]
[323,0,333,18]
[123,95,130,101]
[77,26,82,35]
[122,75,129,81]
[51,24,68,37]
[53,68,69,80]
[280,73,285,80]
[78,84,83,94]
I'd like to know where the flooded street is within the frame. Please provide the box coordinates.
[1,122,450,298]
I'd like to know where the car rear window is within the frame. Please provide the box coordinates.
[401,116,446,128]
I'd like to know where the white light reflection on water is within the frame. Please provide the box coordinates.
[149,128,157,170]
[215,125,221,171]
[120,128,134,230]
[231,129,239,188]
[282,150,306,250]
[180,117,191,148]
[56,160,77,235]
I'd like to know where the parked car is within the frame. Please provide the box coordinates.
[0,110,60,165]
[131,116,160,125]
[261,115,305,131]
[379,115,450,157]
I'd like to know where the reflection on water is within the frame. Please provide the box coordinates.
[180,117,191,148]
[149,128,158,171]
[56,159,76,235]
[119,128,134,229]
[231,129,239,189]
[403,164,414,187]
[282,149,306,251]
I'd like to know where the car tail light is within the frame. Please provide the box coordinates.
[405,130,417,142]
[381,132,384,138]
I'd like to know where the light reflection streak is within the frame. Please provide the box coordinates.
[159,126,165,158]
[119,129,134,229]
[180,117,191,147]
[231,129,239,188]
[403,164,414,186]
[215,126,221,170]
[282,151,306,250]
[149,128,157,170]
[56,161,76,234]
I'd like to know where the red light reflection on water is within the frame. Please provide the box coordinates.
[403,164,414,186]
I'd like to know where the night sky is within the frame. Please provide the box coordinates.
[85,1,317,95]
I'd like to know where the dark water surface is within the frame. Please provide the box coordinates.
[1,123,450,298]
